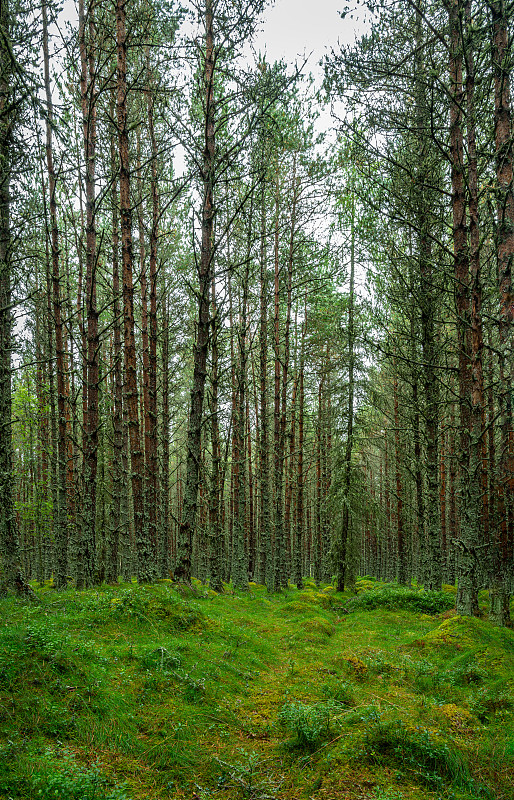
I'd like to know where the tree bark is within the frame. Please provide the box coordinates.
[335,203,356,591]
[489,0,514,625]
[116,0,149,582]
[0,0,30,596]
[175,0,215,583]
[43,0,68,589]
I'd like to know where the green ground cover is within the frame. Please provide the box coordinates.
[0,579,512,800]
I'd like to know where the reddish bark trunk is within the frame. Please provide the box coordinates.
[116,0,148,581]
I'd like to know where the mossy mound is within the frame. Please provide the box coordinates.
[302,618,335,637]
[99,585,207,631]
[279,600,319,615]
[420,615,514,654]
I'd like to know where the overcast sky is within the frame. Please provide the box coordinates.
[61,0,364,78]
[253,0,364,79]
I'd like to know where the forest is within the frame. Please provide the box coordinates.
[0,0,512,620]
[0,0,514,797]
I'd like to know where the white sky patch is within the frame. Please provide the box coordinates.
[253,0,364,79]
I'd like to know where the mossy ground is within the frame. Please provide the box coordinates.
[0,579,513,799]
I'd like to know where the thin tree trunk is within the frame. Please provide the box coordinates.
[0,0,30,595]
[415,6,441,590]
[116,0,149,582]
[175,0,215,583]
[160,298,170,577]
[335,202,356,591]
[449,0,478,614]
[43,0,69,588]
[106,99,122,585]
[294,294,307,590]
[258,173,271,587]
[465,0,487,604]
[272,176,285,590]
[489,0,514,626]
[79,0,99,587]
[208,274,222,591]
[393,365,407,584]
[147,75,159,578]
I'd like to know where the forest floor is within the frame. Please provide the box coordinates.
[0,578,513,800]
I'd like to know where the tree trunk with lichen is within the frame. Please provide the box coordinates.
[175,0,215,584]
[0,0,30,596]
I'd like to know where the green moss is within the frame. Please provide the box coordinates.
[0,582,512,800]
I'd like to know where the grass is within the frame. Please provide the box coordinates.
[0,578,513,799]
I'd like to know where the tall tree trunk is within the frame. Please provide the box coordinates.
[415,6,441,590]
[43,0,68,589]
[465,0,486,606]
[335,204,355,591]
[246,393,256,581]
[208,274,222,592]
[294,304,306,590]
[147,76,159,579]
[232,192,253,590]
[160,299,170,577]
[272,176,285,590]
[0,0,29,595]
[258,174,271,587]
[116,0,149,582]
[175,0,215,583]
[449,0,478,615]
[79,0,99,587]
[393,364,407,584]
[106,101,122,585]
[489,0,514,625]
[279,164,297,586]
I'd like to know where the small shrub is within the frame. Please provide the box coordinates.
[363,720,491,795]
[439,703,475,733]
[175,670,207,704]
[0,629,27,687]
[29,751,128,800]
[471,683,513,722]
[320,680,355,707]
[278,701,331,751]
[140,646,182,671]
[344,587,455,615]
[111,587,206,630]
[345,704,381,725]
[372,789,405,800]
[214,750,278,799]
[364,653,401,679]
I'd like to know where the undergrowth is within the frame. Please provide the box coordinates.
[344,585,455,614]
[0,581,512,800]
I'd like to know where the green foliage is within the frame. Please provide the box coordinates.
[175,670,207,704]
[139,646,182,671]
[363,653,401,679]
[320,680,355,707]
[363,720,491,796]
[345,586,455,614]
[372,789,405,800]
[278,701,332,751]
[96,585,206,630]
[409,652,488,698]
[0,582,511,800]
[29,751,128,800]
[0,622,93,689]
[471,682,513,722]
[214,750,278,799]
